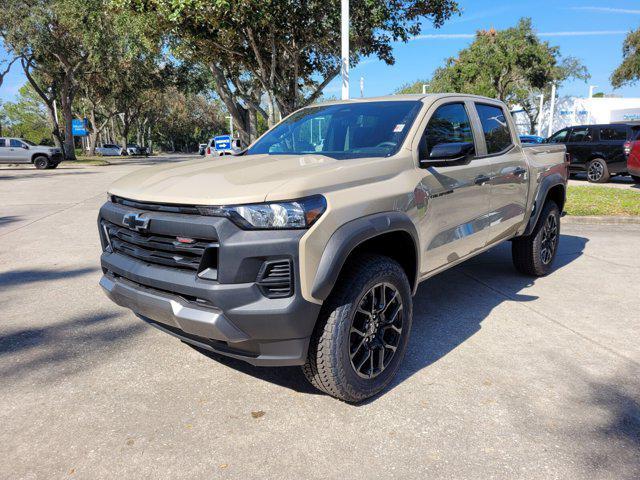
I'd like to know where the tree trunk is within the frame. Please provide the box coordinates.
[60,76,76,160]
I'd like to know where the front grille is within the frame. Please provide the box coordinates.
[102,220,217,272]
[256,260,293,298]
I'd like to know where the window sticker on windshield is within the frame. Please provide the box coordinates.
[393,124,405,133]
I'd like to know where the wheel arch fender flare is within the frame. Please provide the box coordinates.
[31,153,49,163]
[310,211,420,301]
[523,174,566,236]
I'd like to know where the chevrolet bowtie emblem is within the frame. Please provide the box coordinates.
[122,213,150,232]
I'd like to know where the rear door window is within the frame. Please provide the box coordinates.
[567,127,592,143]
[0,139,6,147]
[475,103,513,154]
[599,127,627,141]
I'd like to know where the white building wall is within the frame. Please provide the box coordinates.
[512,97,640,137]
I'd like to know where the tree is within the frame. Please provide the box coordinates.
[395,79,431,94]
[428,18,589,133]
[117,0,460,144]
[0,84,51,143]
[611,28,640,88]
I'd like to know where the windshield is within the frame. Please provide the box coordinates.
[24,140,37,146]
[248,101,422,159]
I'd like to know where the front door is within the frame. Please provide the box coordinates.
[0,139,9,163]
[565,126,593,171]
[416,100,492,273]
[474,102,529,244]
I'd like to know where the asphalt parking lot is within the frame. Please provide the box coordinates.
[1,156,639,480]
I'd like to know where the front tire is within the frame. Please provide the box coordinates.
[512,200,561,276]
[302,254,413,402]
[631,175,640,184]
[587,158,610,183]
[33,156,50,170]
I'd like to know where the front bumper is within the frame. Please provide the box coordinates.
[98,200,321,366]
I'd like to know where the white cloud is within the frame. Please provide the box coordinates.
[569,7,640,15]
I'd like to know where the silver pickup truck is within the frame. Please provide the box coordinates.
[98,94,568,402]
[0,137,63,169]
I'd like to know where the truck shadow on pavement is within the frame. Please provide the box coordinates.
[193,233,589,399]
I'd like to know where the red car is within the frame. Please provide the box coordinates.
[625,133,640,184]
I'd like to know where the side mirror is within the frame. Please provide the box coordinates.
[22,144,29,149]
[419,141,474,167]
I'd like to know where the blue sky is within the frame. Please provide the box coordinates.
[1,0,639,103]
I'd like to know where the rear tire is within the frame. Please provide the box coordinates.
[631,175,640,184]
[587,158,610,183]
[302,254,413,403]
[512,201,560,276]
[34,156,50,170]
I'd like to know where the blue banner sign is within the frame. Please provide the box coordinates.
[214,135,232,151]
[72,118,89,136]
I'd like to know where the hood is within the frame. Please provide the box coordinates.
[108,153,409,206]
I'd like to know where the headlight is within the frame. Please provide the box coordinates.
[197,195,326,230]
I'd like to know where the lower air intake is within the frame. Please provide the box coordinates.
[256,259,293,298]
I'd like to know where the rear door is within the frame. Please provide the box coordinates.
[415,99,492,273]
[598,125,628,173]
[8,139,30,163]
[565,127,593,170]
[474,102,529,244]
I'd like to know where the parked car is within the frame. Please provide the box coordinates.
[96,144,124,156]
[0,137,62,169]
[625,129,640,183]
[125,144,142,155]
[519,135,545,144]
[98,94,567,402]
[546,123,638,183]
[198,143,207,155]
[204,136,242,158]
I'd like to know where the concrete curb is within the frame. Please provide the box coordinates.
[564,215,640,225]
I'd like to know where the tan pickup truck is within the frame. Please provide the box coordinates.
[98,94,567,402]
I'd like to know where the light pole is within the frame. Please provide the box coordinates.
[588,85,598,124]
[422,84,429,94]
[360,76,364,98]
[536,94,544,137]
[225,115,234,138]
[341,0,349,100]
[547,84,557,138]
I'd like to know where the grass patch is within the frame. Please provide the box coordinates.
[566,186,640,216]
[63,157,110,166]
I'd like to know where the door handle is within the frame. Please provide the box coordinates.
[514,167,527,176]
[474,174,491,185]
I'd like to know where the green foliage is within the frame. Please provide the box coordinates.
[611,28,640,88]
[395,79,431,94]
[426,18,588,133]
[115,0,460,142]
[430,18,588,102]
[0,84,51,144]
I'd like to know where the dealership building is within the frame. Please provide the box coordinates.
[513,96,640,137]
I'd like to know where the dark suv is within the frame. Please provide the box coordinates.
[546,124,638,183]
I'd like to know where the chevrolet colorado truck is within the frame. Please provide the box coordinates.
[98,94,567,402]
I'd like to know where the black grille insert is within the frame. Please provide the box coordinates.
[256,259,293,298]
[102,220,217,272]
